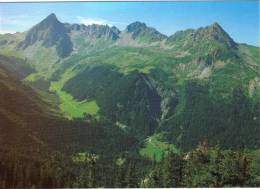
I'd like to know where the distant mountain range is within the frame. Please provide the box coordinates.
[7,13,237,58]
[0,13,259,159]
[0,12,260,188]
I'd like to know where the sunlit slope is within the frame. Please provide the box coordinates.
[0,13,259,152]
[56,42,259,147]
[49,68,99,119]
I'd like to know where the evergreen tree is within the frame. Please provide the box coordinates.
[162,151,184,187]
[124,162,139,188]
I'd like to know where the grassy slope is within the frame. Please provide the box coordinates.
[139,133,179,161]
[46,44,259,154]
[49,66,99,119]
[0,34,101,119]
[1,30,259,159]
[19,46,97,119]
[47,46,175,121]
[0,33,25,58]
[51,84,99,119]
[60,44,260,99]
[72,46,175,75]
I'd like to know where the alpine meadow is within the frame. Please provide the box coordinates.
[0,2,260,188]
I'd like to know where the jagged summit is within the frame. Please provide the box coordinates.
[18,13,73,58]
[47,13,57,19]
[211,22,222,28]
[20,13,67,47]
[16,14,239,59]
[68,23,121,40]
[25,13,63,36]
[167,22,237,51]
[206,22,237,48]
[36,13,64,31]
[125,21,167,43]
[126,21,147,33]
[43,13,58,23]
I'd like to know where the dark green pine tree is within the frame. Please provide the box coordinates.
[162,151,185,187]
[114,166,125,188]
[149,167,162,187]
[236,150,251,186]
[211,146,224,187]
[124,162,139,188]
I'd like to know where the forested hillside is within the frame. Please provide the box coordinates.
[0,13,259,187]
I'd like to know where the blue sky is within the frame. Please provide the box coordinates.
[0,1,259,46]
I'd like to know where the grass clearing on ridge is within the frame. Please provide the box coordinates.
[49,66,99,119]
[139,133,179,162]
[50,81,99,119]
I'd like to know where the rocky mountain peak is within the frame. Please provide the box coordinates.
[202,22,237,48]
[42,13,58,24]
[126,21,147,33]
[68,23,121,40]
[167,22,237,51]
[30,13,63,33]
[18,13,73,58]
[125,21,166,42]
[211,22,222,29]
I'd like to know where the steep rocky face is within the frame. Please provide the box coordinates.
[68,23,121,40]
[126,21,167,43]
[204,22,237,48]
[126,21,147,37]
[18,13,73,58]
[166,22,238,61]
[167,22,237,49]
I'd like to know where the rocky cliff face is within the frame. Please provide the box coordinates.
[18,13,73,58]
[126,21,167,42]
[68,23,121,40]
[167,22,237,49]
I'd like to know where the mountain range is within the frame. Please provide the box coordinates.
[0,13,259,187]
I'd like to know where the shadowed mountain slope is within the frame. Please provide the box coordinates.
[126,21,167,43]
[18,13,73,58]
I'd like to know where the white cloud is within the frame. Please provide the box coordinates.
[77,16,127,28]
[77,16,112,26]
[0,29,16,34]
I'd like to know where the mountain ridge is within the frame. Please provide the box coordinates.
[12,13,242,54]
[125,21,167,43]
[0,13,259,148]
[18,13,73,58]
[0,12,259,188]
